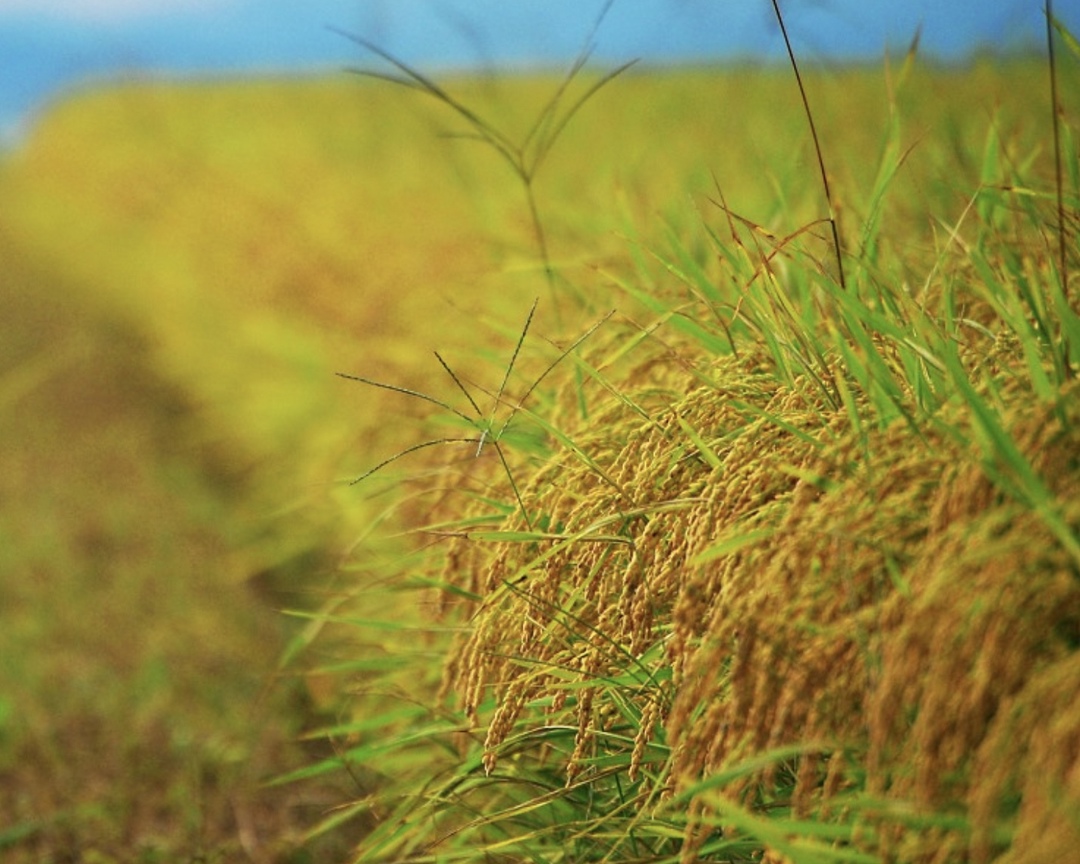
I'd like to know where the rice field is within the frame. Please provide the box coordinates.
[0,38,1076,863]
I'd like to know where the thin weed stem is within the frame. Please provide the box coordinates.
[771,0,847,292]
[1046,0,1073,376]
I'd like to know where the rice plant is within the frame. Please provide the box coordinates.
[311,3,1080,862]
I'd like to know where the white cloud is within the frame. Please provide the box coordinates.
[0,0,229,23]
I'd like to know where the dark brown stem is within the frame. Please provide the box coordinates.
[770,0,847,291]
[1046,0,1072,377]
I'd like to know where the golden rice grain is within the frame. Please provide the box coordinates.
[422,325,1079,860]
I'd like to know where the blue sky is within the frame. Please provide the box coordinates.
[0,0,1070,143]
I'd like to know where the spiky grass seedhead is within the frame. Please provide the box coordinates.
[333,5,635,328]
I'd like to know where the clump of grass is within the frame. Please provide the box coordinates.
[314,5,1080,863]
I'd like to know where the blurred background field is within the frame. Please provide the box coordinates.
[0,52,1073,860]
